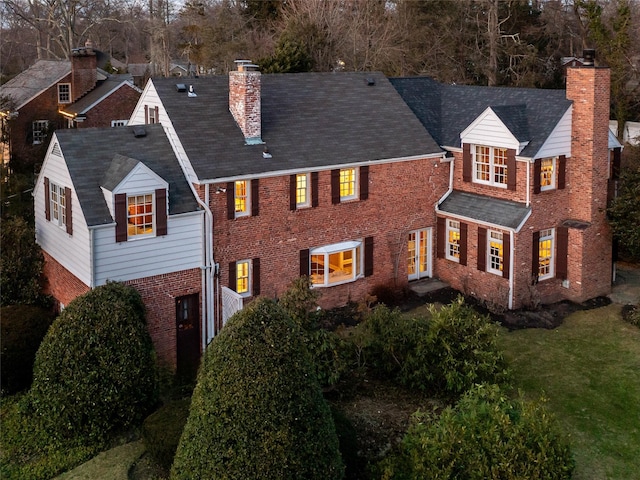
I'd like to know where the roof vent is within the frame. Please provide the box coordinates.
[188,85,197,97]
[133,126,146,138]
[583,49,596,67]
[366,77,376,86]
[176,83,187,92]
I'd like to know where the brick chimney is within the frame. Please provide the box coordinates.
[229,60,262,144]
[564,49,612,301]
[71,39,97,102]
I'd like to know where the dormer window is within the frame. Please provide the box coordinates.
[115,189,167,242]
[127,193,154,237]
[58,83,71,103]
[474,145,507,187]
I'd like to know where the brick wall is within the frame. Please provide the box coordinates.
[125,269,201,370]
[71,49,97,102]
[205,157,449,310]
[79,85,141,128]
[42,251,90,308]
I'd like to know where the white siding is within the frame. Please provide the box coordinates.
[461,108,521,152]
[129,80,199,184]
[113,162,167,195]
[34,136,92,286]
[92,211,203,285]
[534,108,572,159]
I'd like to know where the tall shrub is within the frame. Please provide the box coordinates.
[28,282,158,443]
[378,384,575,480]
[171,298,344,479]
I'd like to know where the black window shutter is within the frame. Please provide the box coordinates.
[226,182,235,220]
[507,149,517,191]
[252,258,260,296]
[144,105,148,124]
[300,249,310,276]
[154,106,159,123]
[532,231,540,282]
[533,158,541,194]
[502,232,510,279]
[289,174,297,211]
[229,262,237,291]
[436,217,445,259]
[251,179,259,216]
[311,172,319,207]
[331,169,340,204]
[462,144,472,182]
[115,193,127,242]
[477,227,487,271]
[460,222,468,266]
[364,236,374,277]
[44,177,51,221]
[156,188,167,236]
[556,226,569,280]
[360,166,369,200]
[558,155,566,190]
[64,187,73,235]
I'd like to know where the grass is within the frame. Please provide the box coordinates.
[499,304,640,480]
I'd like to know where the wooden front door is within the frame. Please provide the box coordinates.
[408,228,432,281]
[176,293,200,382]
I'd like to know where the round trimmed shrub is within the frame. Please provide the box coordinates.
[0,305,55,394]
[171,298,344,479]
[379,384,575,480]
[28,282,158,442]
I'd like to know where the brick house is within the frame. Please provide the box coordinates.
[36,54,621,372]
[0,41,141,167]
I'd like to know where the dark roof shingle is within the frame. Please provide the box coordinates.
[438,191,531,230]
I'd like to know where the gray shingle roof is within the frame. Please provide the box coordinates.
[61,75,138,115]
[152,71,442,181]
[438,191,531,230]
[390,77,571,157]
[54,124,200,226]
[0,60,71,110]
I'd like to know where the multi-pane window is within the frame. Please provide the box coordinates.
[58,83,71,103]
[148,107,157,124]
[234,180,249,217]
[127,194,154,237]
[50,182,66,227]
[296,173,310,207]
[446,220,460,262]
[32,120,49,145]
[310,241,362,287]
[538,228,554,279]
[339,168,357,200]
[540,158,555,190]
[474,145,508,187]
[236,260,250,295]
[488,230,503,275]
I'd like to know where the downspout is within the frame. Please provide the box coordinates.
[437,152,454,205]
[526,159,531,207]
[89,227,95,288]
[508,230,514,310]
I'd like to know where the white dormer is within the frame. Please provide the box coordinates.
[461,106,529,154]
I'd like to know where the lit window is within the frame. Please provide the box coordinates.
[50,182,66,228]
[339,168,357,200]
[236,260,250,295]
[58,83,71,103]
[540,158,555,190]
[487,230,503,275]
[127,194,154,237]
[446,220,460,262]
[474,145,508,187]
[32,120,49,145]
[538,228,554,280]
[111,120,128,127]
[234,180,249,217]
[296,173,310,207]
[310,240,362,287]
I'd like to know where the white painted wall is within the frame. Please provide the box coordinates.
[461,108,521,152]
[533,108,572,159]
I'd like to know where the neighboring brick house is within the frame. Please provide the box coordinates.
[37,54,620,372]
[0,41,141,167]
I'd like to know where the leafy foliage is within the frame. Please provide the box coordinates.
[608,166,640,260]
[378,384,575,480]
[142,399,191,473]
[27,282,158,443]
[0,216,48,307]
[259,32,313,73]
[171,297,344,479]
[352,297,508,396]
[0,305,55,394]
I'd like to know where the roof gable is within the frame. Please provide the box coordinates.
[61,76,140,115]
[0,60,71,110]
[460,106,526,153]
[102,154,167,193]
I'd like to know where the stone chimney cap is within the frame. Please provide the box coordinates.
[234,60,259,72]
[583,49,596,67]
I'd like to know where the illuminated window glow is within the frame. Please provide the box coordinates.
[236,260,250,295]
[488,230,503,275]
[235,180,249,217]
[310,241,362,287]
[296,173,309,207]
[339,168,356,200]
[446,220,460,262]
[474,145,508,187]
[540,158,555,190]
[538,228,554,279]
[127,194,154,237]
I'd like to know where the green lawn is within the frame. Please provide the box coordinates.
[499,304,640,480]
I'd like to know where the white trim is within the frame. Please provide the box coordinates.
[310,240,363,287]
[233,180,251,218]
[445,219,461,263]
